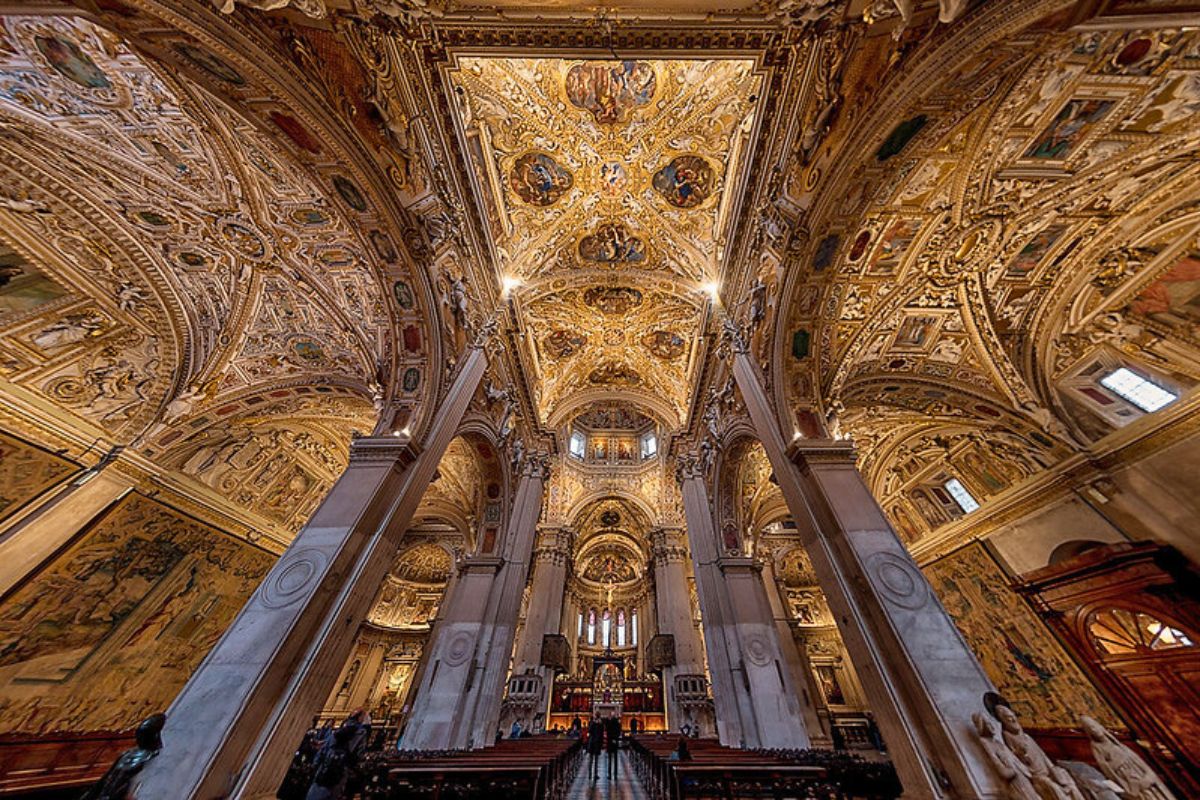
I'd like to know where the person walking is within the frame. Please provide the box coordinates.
[586,716,605,780]
[604,715,621,779]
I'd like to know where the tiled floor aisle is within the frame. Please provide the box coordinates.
[566,751,649,800]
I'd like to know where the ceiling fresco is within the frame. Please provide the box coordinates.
[446,56,762,422]
[779,24,1200,548]
[0,14,427,545]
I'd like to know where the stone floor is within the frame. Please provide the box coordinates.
[567,751,649,800]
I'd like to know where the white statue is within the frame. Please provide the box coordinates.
[447,275,469,329]
[215,0,327,18]
[973,712,1039,800]
[1080,716,1177,800]
[994,703,1084,800]
[747,277,767,330]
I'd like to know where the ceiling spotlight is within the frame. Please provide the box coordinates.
[501,276,522,296]
[701,281,720,302]
[792,430,802,441]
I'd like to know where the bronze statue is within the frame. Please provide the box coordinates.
[82,713,165,800]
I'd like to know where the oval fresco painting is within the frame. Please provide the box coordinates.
[578,224,646,264]
[588,362,642,386]
[543,329,586,359]
[178,251,209,269]
[652,155,715,209]
[565,60,656,124]
[173,43,245,86]
[599,162,627,196]
[642,330,686,360]
[509,152,573,207]
[848,229,871,262]
[392,280,415,310]
[135,210,171,228]
[35,35,110,90]
[291,208,329,226]
[292,339,324,363]
[583,286,643,316]
[333,175,368,212]
[402,367,420,393]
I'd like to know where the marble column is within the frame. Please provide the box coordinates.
[678,467,811,749]
[759,559,830,746]
[725,332,1002,798]
[0,467,133,596]
[650,527,709,733]
[134,341,491,800]
[401,454,550,750]
[507,527,573,717]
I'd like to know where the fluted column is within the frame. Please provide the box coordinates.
[678,464,810,749]
[650,526,708,732]
[135,340,492,800]
[724,325,1001,799]
[401,454,550,750]
[509,527,573,706]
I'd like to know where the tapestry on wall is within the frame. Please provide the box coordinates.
[0,430,77,523]
[0,492,273,734]
[924,541,1122,729]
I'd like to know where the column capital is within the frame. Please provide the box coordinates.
[467,313,502,350]
[720,314,750,355]
[786,438,857,470]
[517,451,552,480]
[674,443,714,484]
[533,527,574,564]
[459,554,504,574]
[651,527,689,565]
[348,435,422,467]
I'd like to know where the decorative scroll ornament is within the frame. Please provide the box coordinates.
[214,0,328,19]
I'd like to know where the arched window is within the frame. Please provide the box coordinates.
[602,608,612,648]
[577,611,584,640]
[631,610,638,645]
[1088,607,1195,655]
[587,608,596,644]
[617,609,627,647]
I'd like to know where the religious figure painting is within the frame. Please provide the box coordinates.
[848,229,872,262]
[0,431,76,524]
[1008,226,1067,277]
[0,243,67,318]
[867,219,921,276]
[509,152,573,207]
[402,367,420,393]
[893,315,940,350]
[578,223,647,264]
[652,155,716,209]
[599,162,627,196]
[392,280,415,310]
[813,234,839,272]
[34,34,110,89]
[923,543,1122,730]
[333,175,368,212]
[543,329,586,359]
[1026,98,1114,160]
[565,60,656,124]
[582,286,643,315]
[172,43,245,86]
[641,329,686,360]
[1130,253,1200,333]
[588,362,642,386]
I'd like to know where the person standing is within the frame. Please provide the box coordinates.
[587,716,605,780]
[604,715,621,779]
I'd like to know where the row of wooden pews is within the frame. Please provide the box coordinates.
[627,735,902,800]
[358,736,582,800]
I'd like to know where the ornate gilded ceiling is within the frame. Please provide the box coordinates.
[445,56,762,422]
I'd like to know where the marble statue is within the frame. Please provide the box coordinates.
[747,277,767,330]
[448,275,469,329]
[1080,716,1177,800]
[84,713,165,800]
[993,701,1084,800]
[973,712,1039,800]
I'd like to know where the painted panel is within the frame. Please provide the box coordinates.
[0,493,272,734]
[0,430,77,523]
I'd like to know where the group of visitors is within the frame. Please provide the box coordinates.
[584,714,624,780]
[277,710,373,800]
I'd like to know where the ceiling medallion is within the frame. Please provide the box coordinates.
[565,61,657,124]
[652,155,716,209]
[578,223,647,264]
[543,329,587,359]
[588,362,642,387]
[642,330,686,360]
[582,286,643,315]
[509,152,574,207]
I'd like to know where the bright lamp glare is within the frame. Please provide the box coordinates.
[501,276,522,296]
[701,281,720,301]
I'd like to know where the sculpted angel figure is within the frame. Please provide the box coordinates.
[993,701,1084,800]
[973,712,1039,800]
[747,277,768,331]
[1080,716,1177,800]
[447,275,469,329]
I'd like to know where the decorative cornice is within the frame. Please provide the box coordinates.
[349,434,422,467]
[787,437,857,468]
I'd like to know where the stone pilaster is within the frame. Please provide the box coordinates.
[135,340,492,799]
[650,526,710,733]
[726,330,1002,799]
